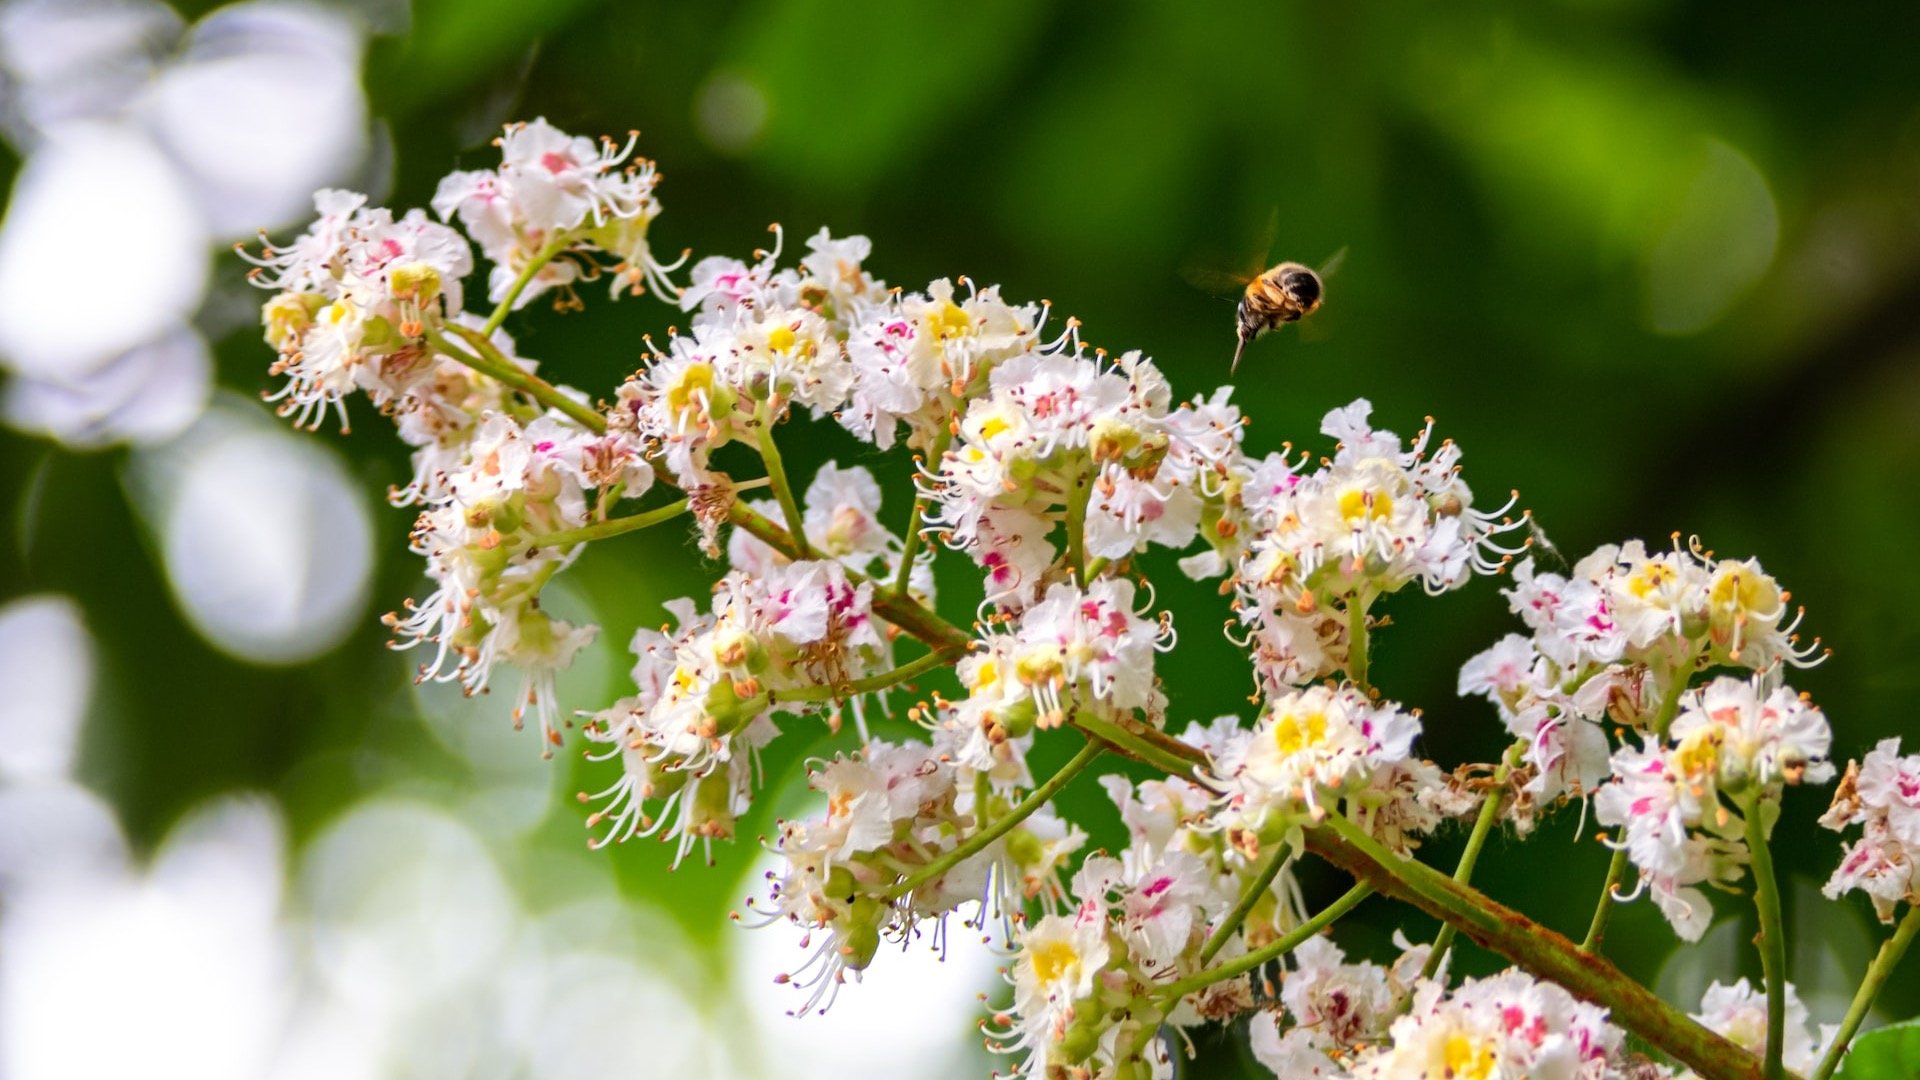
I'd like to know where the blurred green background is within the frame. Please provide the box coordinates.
[4,0,1919,1075]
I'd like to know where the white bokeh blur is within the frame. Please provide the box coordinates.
[0,587,1004,1080]
[0,0,370,447]
[0,593,91,779]
[125,395,374,665]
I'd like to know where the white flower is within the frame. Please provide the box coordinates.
[1667,675,1834,789]
[1349,968,1626,1079]
[433,118,677,306]
[1820,738,1920,921]
[1692,979,1828,1075]
[1010,911,1110,1029]
[1211,683,1421,822]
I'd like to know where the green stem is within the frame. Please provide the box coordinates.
[1424,739,1523,977]
[775,646,966,703]
[519,498,689,552]
[1201,844,1292,964]
[892,424,952,598]
[433,323,607,433]
[1064,465,1092,586]
[1581,847,1632,953]
[481,232,572,338]
[1311,814,1765,1080]
[887,738,1104,900]
[1071,712,1199,777]
[1585,669,1692,952]
[1160,882,1373,1002]
[753,406,813,560]
[1084,556,1110,581]
[1346,591,1372,692]
[1744,793,1788,1080]
[1812,903,1920,1080]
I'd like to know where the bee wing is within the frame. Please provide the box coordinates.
[1178,262,1252,301]
[1254,207,1280,272]
[1315,245,1349,280]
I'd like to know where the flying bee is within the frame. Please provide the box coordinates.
[1183,214,1345,372]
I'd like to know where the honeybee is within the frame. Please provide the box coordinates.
[1184,218,1345,372]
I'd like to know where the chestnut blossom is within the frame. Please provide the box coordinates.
[1690,979,1830,1076]
[1820,737,1920,921]
[1592,676,1832,940]
[433,117,680,305]
[579,561,888,863]
[247,188,474,431]
[238,119,1882,1080]
[950,577,1171,746]
[1228,400,1524,693]
[1209,683,1423,826]
[1503,540,1820,677]
[1346,968,1628,1079]
[1249,933,1432,1078]
[840,277,1045,451]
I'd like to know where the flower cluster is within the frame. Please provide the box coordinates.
[1225,401,1524,694]
[243,118,1906,1080]
[581,558,891,863]
[950,577,1170,746]
[1460,537,1824,832]
[1820,737,1920,922]
[1208,683,1463,850]
[247,188,475,432]
[929,349,1244,607]
[1247,933,1432,1076]
[434,117,678,306]
[1591,675,1833,939]
[1346,968,1632,1079]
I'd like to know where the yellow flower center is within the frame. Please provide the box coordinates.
[1627,561,1676,599]
[1028,939,1078,985]
[1443,1033,1496,1080]
[1709,566,1774,615]
[1015,644,1065,686]
[766,325,797,354]
[1337,487,1393,523]
[1272,709,1329,756]
[667,362,716,420]
[928,300,971,339]
[1674,727,1723,779]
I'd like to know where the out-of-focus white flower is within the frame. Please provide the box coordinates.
[0,0,370,450]
[0,796,291,1080]
[3,323,210,446]
[126,399,373,665]
[142,2,368,236]
[0,595,91,781]
[1691,978,1829,1075]
[0,120,207,381]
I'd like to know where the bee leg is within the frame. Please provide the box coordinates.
[1231,332,1248,374]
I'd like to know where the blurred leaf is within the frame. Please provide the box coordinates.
[1836,1019,1920,1079]
[377,0,607,112]
[726,0,1038,189]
